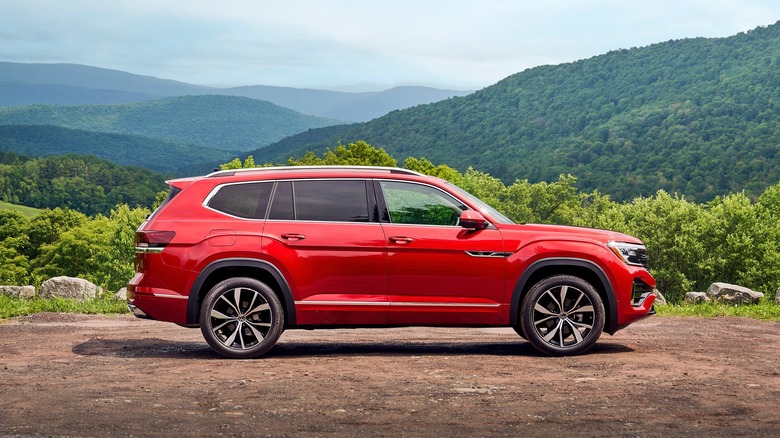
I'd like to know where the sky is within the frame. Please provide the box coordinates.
[1,0,779,91]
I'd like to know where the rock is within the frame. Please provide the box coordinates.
[776,288,780,305]
[653,289,667,306]
[114,287,128,301]
[685,292,709,304]
[706,282,763,305]
[39,277,102,300]
[0,285,36,299]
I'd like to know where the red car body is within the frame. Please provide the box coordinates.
[128,166,655,358]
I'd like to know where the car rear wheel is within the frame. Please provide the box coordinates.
[520,275,605,356]
[200,277,284,359]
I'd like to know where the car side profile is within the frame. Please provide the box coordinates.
[128,166,656,358]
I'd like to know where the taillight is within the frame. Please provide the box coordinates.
[134,231,175,273]
[135,231,176,248]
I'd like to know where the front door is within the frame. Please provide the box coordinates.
[378,180,506,325]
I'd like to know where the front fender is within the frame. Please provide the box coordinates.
[508,257,618,335]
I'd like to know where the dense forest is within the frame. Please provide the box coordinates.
[243,142,780,302]
[0,125,233,173]
[0,204,147,292]
[0,152,165,215]
[249,22,780,202]
[0,95,340,151]
[2,143,779,302]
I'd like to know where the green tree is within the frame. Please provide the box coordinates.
[287,141,397,167]
[106,204,151,291]
[25,208,88,259]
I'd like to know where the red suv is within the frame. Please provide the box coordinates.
[128,166,655,358]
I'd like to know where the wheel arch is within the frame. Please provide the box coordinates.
[187,258,296,327]
[510,258,618,335]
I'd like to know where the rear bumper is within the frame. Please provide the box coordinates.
[127,284,189,325]
[127,302,150,319]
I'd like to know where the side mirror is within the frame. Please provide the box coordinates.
[459,210,489,230]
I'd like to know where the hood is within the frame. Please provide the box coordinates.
[498,223,643,245]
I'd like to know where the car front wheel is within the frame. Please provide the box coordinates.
[520,275,605,356]
[200,277,284,359]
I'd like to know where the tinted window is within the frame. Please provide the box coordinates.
[380,181,467,226]
[294,180,369,222]
[268,181,294,220]
[208,182,273,219]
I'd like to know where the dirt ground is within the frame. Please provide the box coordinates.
[0,314,779,438]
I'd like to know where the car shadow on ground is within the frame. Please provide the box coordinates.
[72,337,633,359]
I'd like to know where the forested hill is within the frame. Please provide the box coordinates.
[250,22,780,201]
[0,152,165,215]
[0,125,235,174]
[0,95,340,151]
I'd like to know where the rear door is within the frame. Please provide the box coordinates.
[261,179,389,326]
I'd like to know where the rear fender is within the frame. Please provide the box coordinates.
[186,258,296,326]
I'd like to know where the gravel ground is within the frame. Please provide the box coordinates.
[1,313,779,437]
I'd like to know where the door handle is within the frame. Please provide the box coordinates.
[389,236,414,244]
[281,233,306,241]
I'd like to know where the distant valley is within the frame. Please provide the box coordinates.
[0,62,469,175]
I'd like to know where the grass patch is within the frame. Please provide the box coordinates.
[2,294,778,322]
[655,300,780,321]
[0,295,128,319]
[0,200,40,217]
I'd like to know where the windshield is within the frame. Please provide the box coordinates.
[444,182,515,225]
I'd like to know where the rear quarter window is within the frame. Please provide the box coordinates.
[207,182,273,219]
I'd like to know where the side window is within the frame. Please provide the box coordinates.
[207,182,273,219]
[380,181,467,226]
[294,180,370,222]
[268,181,294,220]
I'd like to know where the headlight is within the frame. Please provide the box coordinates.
[608,241,648,267]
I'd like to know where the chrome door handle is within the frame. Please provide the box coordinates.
[281,233,306,240]
[389,236,414,244]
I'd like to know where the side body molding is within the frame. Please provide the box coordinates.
[187,258,296,326]
[509,258,618,334]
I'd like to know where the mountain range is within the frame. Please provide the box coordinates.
[0,62,470,122]
[0,95,339,152]
[248,22,780,201]
[3,21,780,201]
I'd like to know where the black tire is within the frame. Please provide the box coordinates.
[199,277,284,359]
[520,275,605,356]
[512,325,527,339]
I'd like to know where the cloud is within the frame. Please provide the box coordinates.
[1,0,779,89]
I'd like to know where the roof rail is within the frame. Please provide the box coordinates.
[206,165,424,178]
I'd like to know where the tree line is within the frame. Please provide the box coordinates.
[0,152,165,216]
[2,142,779,302]
[230,141,780,302]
